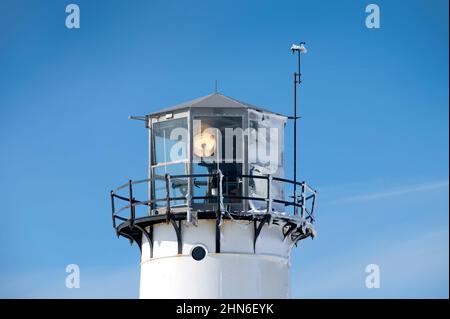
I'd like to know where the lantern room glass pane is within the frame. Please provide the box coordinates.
[152,163,187,207]
[152,118,188,165]
[192,116,243,204]
[248,110,286,213]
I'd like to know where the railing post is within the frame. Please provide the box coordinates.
[215,170,223,253]
[294,185,298,216]
[217,170,224,213]
[186,174,192,224]
[216,170,221,213]
[129,180,135,227]
[266,174,272,214]
[165,174,171,221]
[310,191,316,222]
[110,190,116,229]
[301,181,306,219]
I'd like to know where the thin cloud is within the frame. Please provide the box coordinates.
[293,227,449,298]
[321,180,449,207]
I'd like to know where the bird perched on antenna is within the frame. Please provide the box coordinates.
[291,42,307,54]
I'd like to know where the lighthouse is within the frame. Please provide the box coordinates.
[110,46,316,299]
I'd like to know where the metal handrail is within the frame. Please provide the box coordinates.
[111,172,317,229]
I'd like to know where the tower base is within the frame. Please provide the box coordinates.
[140,253,290,298]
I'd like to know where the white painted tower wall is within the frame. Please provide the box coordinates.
[139,219,295,298]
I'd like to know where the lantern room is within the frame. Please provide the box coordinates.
[147,93,288,216]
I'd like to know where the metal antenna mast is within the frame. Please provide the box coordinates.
[291,42,307,215]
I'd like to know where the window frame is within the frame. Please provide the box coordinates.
[149,111,190,214]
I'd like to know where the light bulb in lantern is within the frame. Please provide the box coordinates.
[193,132,216,157]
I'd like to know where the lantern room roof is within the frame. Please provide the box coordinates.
[146,93,287,118]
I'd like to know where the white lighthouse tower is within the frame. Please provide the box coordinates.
[110,46,316,299]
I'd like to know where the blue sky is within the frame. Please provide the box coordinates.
[0,0,448,298]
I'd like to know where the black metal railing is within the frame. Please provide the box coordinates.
[111,172,317,229]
